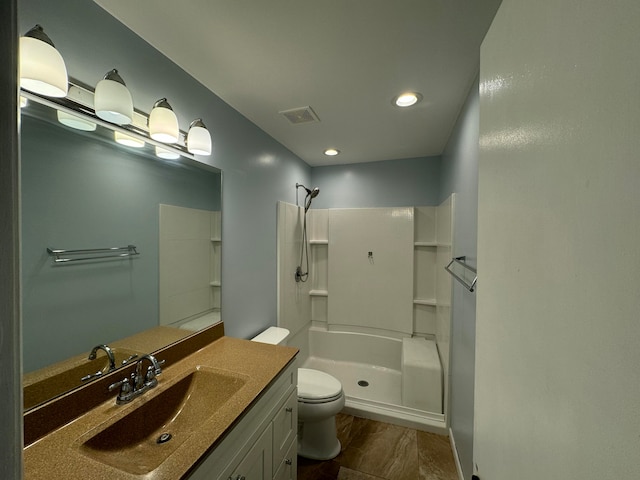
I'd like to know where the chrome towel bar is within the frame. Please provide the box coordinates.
[46,245,139,263]
[445,256,477,292]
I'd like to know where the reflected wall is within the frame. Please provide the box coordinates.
[21,113,220,372]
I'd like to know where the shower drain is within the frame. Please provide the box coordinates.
[357,380,369,387]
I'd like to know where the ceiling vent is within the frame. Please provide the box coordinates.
[279,106,320,125]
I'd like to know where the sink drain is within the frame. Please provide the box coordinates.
[157,433,172,444]
[357,380,369,387]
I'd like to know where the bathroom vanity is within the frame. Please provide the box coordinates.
[23,327,298,479]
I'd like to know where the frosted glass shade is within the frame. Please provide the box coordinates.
[94,70,133,125]
[19,27,68,98]
[114,131,145,148]
[186,119,212,155]
[57,110,96,131]
[149,99,179,144]
[155,146,180,160]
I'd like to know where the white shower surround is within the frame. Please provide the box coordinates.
[276,199,454,432]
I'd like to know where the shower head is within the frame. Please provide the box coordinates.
[304,186,320,212]
[296,183,320,211]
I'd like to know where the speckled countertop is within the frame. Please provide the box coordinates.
[24,336,298,479]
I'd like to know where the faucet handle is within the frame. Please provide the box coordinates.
[144,359,166,386]
[108,377,132,394]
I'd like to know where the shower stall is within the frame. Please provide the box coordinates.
[276,195,454,433]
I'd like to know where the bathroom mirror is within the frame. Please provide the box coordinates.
[20,94,222,410]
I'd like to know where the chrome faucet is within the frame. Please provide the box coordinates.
[88,344,116,371]
[108,354,165,405]
[134,354,164,390]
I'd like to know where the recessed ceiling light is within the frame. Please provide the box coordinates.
[324,148,340,156]
[393,92,423,107]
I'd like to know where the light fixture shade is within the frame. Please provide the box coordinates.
[19,25,68,98]
[149,98,179,144]
[114,131,145,148]
[155,146,180,160]
[186,119,212,155]
[57,110,97,131]
[94,69,133,125]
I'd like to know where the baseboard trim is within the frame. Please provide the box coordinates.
[449,427,465,480]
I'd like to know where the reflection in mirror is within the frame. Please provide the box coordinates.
[20,94,222,410]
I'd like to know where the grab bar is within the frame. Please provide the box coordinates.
[47,245,139,263]
[445,256,477,292]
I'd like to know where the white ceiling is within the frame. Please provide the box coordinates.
[94,0,501,166]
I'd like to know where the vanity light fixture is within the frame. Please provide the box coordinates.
[393,92,423,108]
[94,69,134,125]
[149,98,179,144]
[114,131,145,148]
[19,25,68,98]
[324,148,340,156]
[57,110,97,131]
[186,119,212,155]
[155,145,180,160]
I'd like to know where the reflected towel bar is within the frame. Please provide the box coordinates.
[47,245,139,263]
[445,256,477,292]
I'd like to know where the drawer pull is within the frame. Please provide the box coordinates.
[285,459,292,466]
[285,407,293,413]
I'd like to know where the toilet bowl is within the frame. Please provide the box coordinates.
[251,327,345,460]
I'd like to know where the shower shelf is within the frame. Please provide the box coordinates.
[414,242,438,247]
[209,281,221,287]
[309,240,328,245]
[413,299,437,306]
[210,237,221,242]
[309,290,328,297]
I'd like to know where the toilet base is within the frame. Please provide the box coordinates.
[297,418,341,460]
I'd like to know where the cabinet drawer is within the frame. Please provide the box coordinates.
[272,389,297,473]
[273,436,296,480]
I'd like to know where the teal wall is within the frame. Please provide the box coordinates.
[439,77,480,478]
[311,156,441,208]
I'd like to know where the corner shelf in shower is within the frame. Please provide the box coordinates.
[309,239,328,245]
[413,298,437,306]
[414,241,438,247]
[209,281,221,287]
[210,238,221,242]
[309,289,328,297]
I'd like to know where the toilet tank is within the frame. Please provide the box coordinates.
[250,326,290,345]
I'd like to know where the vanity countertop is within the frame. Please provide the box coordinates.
[23,336,298,479]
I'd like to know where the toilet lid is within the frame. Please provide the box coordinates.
[298,368,343,401]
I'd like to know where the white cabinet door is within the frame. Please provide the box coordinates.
[229,424,273,480]
[271,390,297,474]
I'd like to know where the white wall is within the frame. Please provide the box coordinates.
[475,1,640,478]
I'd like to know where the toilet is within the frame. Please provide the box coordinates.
[251,327,345,460]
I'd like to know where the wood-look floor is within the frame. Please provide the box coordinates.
[297,414,459,480]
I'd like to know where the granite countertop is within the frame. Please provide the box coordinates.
[24,336,298,479]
